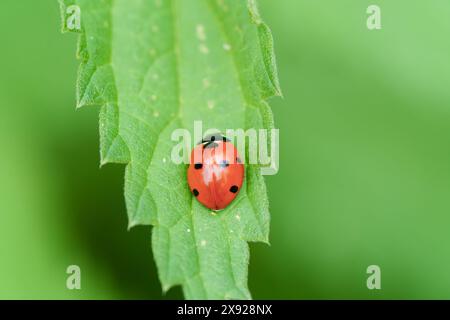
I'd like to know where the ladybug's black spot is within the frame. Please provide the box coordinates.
[236,157,242,163]
[204,142,219,149]
[193,189,199,197]
[194,163,203,170]
[200,133,230,144]
[220,160,229,168]
[230,185,239,193]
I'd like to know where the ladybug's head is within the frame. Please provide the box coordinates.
[198,133,230,145]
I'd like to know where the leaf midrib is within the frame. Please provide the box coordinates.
[166,0,210,298]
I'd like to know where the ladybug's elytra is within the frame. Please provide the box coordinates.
[187,134,244,211]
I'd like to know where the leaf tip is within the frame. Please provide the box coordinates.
[247,0,262,25]
[127,219,140,231]
[247,0,283,101]
[273,85,283,99]
[127,214,153,230]
[99,158,109,168]
[162,283,172,295]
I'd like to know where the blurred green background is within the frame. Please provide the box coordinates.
[1,0,450,299]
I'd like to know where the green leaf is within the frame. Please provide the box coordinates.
[60,0,280,299]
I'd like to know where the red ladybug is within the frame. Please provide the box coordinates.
[187,134,244,211]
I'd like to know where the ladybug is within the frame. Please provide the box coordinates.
[187,133,244,211]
